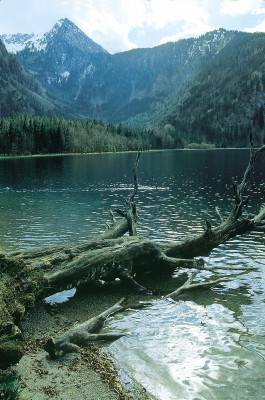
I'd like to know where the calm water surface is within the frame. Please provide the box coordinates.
[0,150,265,399]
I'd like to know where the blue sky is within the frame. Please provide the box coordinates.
[0,0,265,53]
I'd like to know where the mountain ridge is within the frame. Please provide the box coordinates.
[2,20,238,122]
[0,39,55,117]
[1,19,265,147]
[125,31,265,147]
[1,18,108,55]
[1,18,110,112]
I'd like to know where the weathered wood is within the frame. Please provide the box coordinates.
[44,298,127,359]
[165,274,233,300]
[127,151,140,236]
[229,142,265,220]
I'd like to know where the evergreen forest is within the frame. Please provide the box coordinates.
[0,115,164,155]
[126,32,265,148]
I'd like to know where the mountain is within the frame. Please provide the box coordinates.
[1,21,237,122]
[1,19,107,55]
[0,32,47,53]
[75,29,239,122]
[2,20,265,148]
[126,31,265,147]
[0,39,55,117]
[1,18,109,116]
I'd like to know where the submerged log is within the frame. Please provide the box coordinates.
[1,143,265,368]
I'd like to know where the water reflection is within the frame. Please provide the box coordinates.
[107,297,265,400]
[0,150,264,399]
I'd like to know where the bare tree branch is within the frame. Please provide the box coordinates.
[44,298,128,359]
[165,274,233,300]
[229,140,265,220]
[127,151,141,236]
[129,151,141,203]
[253,205,265,225]
[109,208,116,225]
[215,206,224,223]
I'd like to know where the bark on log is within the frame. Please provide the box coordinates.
[44,268,246,359]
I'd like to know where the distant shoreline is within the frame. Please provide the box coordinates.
[0,147,251,160]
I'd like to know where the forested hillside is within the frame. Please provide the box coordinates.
[125,32,265,147]
[76,29,236,122]
[0,40,55,117]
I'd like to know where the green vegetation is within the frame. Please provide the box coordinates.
[126,32,265,147]
[187,142,215,149]
[0,370,20,400]
[0,256,48,370]
[0,337,24,371]
[0,41,54,118]
[0,114,245,155]
[75,30,237,123]
[0,115,161,155]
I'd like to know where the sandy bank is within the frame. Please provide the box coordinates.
[12,286,155,400]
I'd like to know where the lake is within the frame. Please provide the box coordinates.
[1,150,265,399]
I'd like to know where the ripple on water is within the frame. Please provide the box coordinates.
[107,300,265,400]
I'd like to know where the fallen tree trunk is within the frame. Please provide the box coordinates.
[43,268,246,358]
[1,143,265,368]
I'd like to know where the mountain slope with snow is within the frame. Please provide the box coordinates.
[0,39,55,117]
[0,32,47,53]
[1,20,236,121]
[1,18,109,111]
[2,18,263,141]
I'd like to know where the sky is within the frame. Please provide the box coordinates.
[1,0,265,53]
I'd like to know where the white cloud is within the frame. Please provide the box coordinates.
[245,18,265,33]
[154,0,214,44]
[220,0,263,16]
[2,0,265,53]
[70,0,142,52]
[159,23,216,44]
[69,0,213,52]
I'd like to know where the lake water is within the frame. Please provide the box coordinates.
[0,150,265,399]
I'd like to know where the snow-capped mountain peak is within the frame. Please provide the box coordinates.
[0,18,108,55]
[0,18,109,106]
[0,32,46,53]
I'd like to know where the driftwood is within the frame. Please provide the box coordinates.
[44,298,128,359]
[1,142,265,368]
[43,270,247,358]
